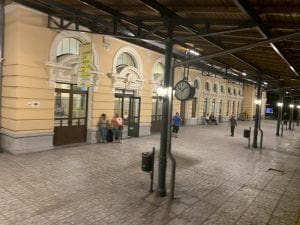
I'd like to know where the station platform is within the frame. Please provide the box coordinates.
[0,120,299,225]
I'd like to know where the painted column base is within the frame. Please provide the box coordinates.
[87,128,99,144]
[1,129,54,154]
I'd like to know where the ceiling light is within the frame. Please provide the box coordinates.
[242,72,247,76]
[188,49,200,56]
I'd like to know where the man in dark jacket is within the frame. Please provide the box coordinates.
[229,115,237,136]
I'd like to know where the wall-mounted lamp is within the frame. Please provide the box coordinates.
[254,99,262,105]
[277,102,283,107]
[289,104,295,108]
[297,105,300,109]
[157,86,167,97]
[157,86,173,98]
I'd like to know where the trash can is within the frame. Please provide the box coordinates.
[142,152,154,172]
[243,129,250,138]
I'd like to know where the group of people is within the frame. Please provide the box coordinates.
[98,112,238,143]
[98,113,123,143]
[205,113,218,125]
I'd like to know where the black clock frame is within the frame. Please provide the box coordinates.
[174,80,196,101]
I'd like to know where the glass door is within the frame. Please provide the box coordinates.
[128,97,141,137]
[54,83,88,146]
[114,91,141,137]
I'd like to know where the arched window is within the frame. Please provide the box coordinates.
[221,85,224,93]
[238,89,242,96]
[205,82,210,91]
[228,87,232,95]
[116,52,136,73]
[194,80,199,89]
[213,83,218,93]
[233,88,237,96]
[56,37,81,58]
[153,62,164,75]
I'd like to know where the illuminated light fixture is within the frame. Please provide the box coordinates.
[277,102,283,107]
[242,72,247,76]
[289,65,297,75]
[270,43,280,54]
[289,104,295,108]
[157,86,172,97]
[188,49,200,56]
[286,91,289,94]
[157,86,167,97]
[263,81,268,85]
[297,105,300,109]
[254,99,262,105]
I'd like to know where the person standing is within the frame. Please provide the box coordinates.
[229,115,237,136]
[111,113,123,143]
[172,112,182,138]
[98,114,109,143]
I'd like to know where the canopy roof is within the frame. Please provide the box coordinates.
[12,0,300,95]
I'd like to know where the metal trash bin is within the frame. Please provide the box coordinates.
[243,129,250,138]
[142,152,154,172]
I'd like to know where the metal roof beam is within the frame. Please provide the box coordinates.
[138,0,262,72]
[175,25,256,41]
[175,31,300,67]
[232,0,299,77]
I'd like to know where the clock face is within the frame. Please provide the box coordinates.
[174,80,191,101]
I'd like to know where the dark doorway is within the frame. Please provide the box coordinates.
[151,95,163,133]
[54,83,88,146]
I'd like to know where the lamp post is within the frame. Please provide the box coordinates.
[253,98,261,148]
[289,103,294,130]
[297,104,300,126]
[157,33,173,197]
[276,101,283,136]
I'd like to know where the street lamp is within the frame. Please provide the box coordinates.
[297,105,300,126]
[254,99,262,105]
[157,86,172,98]
[289,103,295,130]
[277,102,283,107]
[157,86,168,97]
[276,102,284,136]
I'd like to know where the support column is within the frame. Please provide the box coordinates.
[297,100,299,126]
[0,0,4,152]
[289,97,293,130]
[276,96,283,136]
[157,32,173,197]
[252,74,261,148]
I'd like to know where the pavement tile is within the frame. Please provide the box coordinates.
[0,121,299,225]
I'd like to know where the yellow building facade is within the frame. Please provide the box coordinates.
[1,4,266,154]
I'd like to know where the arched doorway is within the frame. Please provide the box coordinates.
[112,47,143,137]
[47,32,100,145]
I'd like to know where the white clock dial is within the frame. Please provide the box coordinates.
[175,80,192,101]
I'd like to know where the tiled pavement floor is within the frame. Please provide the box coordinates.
[0,120,299,225]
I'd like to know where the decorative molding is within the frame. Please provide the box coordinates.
[111,46,144,95]
[47,31,101,89]
[112,46,143,75]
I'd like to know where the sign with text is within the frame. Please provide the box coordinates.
[78,42,92,87]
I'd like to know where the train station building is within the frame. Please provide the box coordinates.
[0,1,299,225]
[2,3,266,154]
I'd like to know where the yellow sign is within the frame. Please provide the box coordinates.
[78,42,92,87]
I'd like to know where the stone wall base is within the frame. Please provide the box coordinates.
[1,129,54,154]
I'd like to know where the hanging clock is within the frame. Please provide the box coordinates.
[174,80,196,101]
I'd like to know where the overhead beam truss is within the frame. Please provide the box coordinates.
[233,0,299,77]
